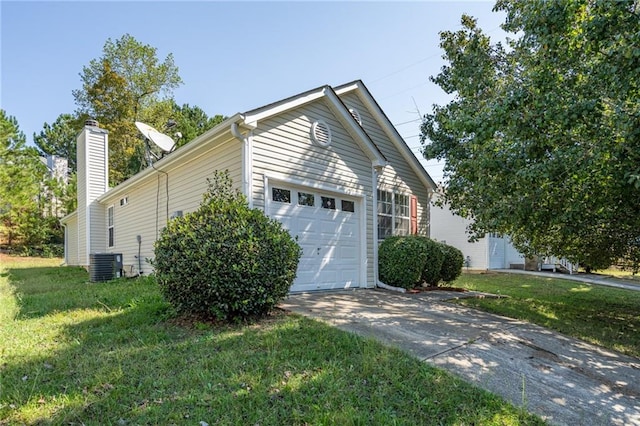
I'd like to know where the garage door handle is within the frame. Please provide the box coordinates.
[317,247,321,255]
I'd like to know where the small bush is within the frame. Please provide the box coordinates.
[439,243,464,283]
[378,236,446,289]
[153,171,302,321]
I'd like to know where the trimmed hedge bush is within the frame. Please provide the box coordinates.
[378,236,429,289]
[153,171,301,321]
[438,242,464,283]
[378,236,462,289]
[420,238,445,287]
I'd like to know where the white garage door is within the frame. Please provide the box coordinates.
[268,185,361,292]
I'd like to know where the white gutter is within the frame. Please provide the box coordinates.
[372,165,406,293]
[231,121,254,208]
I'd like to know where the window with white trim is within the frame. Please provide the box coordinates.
[107,206,114,248]
[377,190,410,240]
[394,193,410,236]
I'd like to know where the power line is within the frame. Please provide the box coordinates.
[370,53,441,84]
[379,82,430,101]
[394,118,422,126]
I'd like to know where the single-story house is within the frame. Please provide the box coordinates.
[61,80,437,292]
[430,191,525,270]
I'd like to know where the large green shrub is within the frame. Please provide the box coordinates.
[378,236,428,289]
[438,243,464,283]
[378,236,446,289]
[153,171,301,321]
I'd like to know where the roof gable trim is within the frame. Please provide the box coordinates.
[243,87,327,127]
[336,81,437,190]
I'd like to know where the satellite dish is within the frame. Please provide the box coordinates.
[135,121,175,153]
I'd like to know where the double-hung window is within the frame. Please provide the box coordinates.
[107,206,114,248]
[377,190,412,240]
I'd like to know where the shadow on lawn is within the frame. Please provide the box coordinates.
[7,265,152,320]
[2,268,540,425]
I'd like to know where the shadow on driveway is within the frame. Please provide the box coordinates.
[281,289,640,426]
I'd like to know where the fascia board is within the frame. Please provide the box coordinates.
[60,210,77,224]
[243,87,327,127]
[323,87,387,167]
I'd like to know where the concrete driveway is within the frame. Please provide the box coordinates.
[280,289,640,426]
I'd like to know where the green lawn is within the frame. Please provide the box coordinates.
[0,256,541,425]
[452,272,640,358]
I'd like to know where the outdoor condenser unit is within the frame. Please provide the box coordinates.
[89,253,123,282]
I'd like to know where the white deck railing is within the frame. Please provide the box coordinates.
[539,256,578,274]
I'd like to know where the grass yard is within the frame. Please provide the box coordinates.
[598,267,640,283]
[452,273,640,358]
[0,256,542,425]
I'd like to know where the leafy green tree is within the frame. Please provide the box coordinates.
[0,110,50,249]
[421,1,640,270]
[33,113,81,172]
[171,103,225,148]
[73,34,182,184]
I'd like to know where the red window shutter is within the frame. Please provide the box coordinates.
[410,195,418,235]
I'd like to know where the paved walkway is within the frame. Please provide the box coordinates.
[281,289,640,426]
[493,269,640,292]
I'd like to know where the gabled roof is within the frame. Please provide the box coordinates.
[243,84,387,168]
[96,80,433,203]
[334,80,437,191]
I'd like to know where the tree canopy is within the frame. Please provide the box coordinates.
[73,34,183,184]
[68,34,226,185]
[0,110,60,253]
[33,113,80,173]
[421,0,640,270]
[3,34,225,255]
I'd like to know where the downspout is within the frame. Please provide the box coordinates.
[231,122,253,208]
[372,165,406,293]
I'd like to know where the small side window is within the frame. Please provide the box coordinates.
[298,192,315,207]
[321,196,336,210]
[272,188,291,203]
[341,200,355,213]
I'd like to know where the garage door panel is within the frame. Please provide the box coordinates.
[339,246,358,260]
[340,269,358,286]
[268,184,361,292]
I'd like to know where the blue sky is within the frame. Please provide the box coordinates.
[1,1,506,182]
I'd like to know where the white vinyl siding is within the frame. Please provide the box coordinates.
[430,198,488,269]
[86,131,108,255]
[251,99,375,286]
[339,92,431,236]
[430,193,525,270]
[76,131,87,264]
[75,127,109,265]
[99,133,242,275]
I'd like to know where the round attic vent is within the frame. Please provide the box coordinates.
[311,120,332,147]
[348,108,362,126]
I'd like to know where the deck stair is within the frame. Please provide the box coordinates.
[539,257,578,274]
